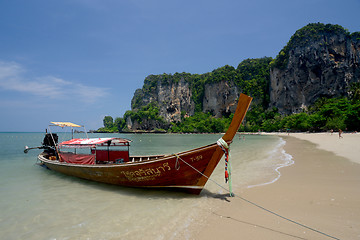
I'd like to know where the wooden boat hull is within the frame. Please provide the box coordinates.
[36,93,253,194]
[38,143,224,194]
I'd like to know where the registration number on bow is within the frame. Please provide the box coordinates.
[190,155,203,162]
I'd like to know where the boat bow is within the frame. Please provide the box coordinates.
[193,93,252,190]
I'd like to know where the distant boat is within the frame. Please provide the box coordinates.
[32,94,252,194]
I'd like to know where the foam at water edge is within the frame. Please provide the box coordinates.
[247,137,294,188]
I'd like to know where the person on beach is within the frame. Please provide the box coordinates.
[339,129,343,138]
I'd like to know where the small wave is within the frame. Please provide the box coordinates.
[247,137,294,188]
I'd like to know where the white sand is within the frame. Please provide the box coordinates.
[281,132,360,164]
[192,133,360,240]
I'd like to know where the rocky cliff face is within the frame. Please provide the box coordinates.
[128,75,240,130]
[156,77,194,122]
[127,24,360,131]
[270,29,360,114]
[203,81,239,117]
[125,116,168,132]
[127,75,195,130]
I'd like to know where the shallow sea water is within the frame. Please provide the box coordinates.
[0,133,292,240]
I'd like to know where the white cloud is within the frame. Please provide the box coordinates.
[0,61,23,79]
[0,61,108,103]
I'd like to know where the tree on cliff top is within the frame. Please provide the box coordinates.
[236,57,272,107]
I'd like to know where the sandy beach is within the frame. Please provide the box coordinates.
[192,133,360,240]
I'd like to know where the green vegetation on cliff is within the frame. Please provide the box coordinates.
[98,56,274,133]
[101,96,360,133]
[124,103,165,125]
[260,95,360,132]
[236,57,272,106]
[99,64,360,133]
[98,23,360,133]
[169,112,233,133]
[97,116,125,133]
[100,83,360,133]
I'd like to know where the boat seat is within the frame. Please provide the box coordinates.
[95,150,129,162]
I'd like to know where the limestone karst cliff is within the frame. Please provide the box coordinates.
[270,23,360,114]
[128,71,242,131]
[202,80,239,118]
[124,23,359,132]
[127,75,194,131]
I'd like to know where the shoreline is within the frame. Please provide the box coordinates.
[274,132,360,164]
[191,133,360,240]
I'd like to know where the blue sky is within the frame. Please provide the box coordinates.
[0,0,359,132]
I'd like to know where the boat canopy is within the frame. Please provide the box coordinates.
[59,138,131,148]
[51,122,82,128]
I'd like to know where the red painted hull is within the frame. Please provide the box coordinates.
[39,143,223,194]
[37,93,252,194]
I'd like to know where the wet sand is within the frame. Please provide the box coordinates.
[192,133,360,239]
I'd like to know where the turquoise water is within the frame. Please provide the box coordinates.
[0,133,292,240]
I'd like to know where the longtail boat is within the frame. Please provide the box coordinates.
[31,94,252,194]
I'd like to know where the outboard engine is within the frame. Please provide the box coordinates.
[24,133,59,155]
[43,133,58,147]
[42,133,58,156]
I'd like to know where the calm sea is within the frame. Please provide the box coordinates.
[0,132,292,240]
